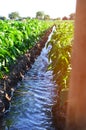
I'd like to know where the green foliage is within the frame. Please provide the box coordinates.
[0,16,6,20]
[44,15,50,20]
[36,11,44,19]
[0,19,52,78]
[8,12,20,19]
[47,21,74,90]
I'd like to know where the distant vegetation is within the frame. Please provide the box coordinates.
[0,11,75,20]
[8,11,20,20]
[36,11,50,20]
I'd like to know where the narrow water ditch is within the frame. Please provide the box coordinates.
[0,26,57,130]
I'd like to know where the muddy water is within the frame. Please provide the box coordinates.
[0,28,57,130]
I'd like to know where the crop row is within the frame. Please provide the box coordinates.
[47,21,74,107]
[0,19,52,78]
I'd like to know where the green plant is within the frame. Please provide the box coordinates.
[0,19,53,78]
[47,21,74,90]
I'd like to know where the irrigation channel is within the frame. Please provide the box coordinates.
[0,27,57,130]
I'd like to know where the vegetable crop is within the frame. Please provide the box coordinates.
[47,21,74,91]
[0,19,52,78]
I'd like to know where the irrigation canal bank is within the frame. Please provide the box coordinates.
[0,26,57,130]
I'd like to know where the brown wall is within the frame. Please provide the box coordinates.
[66,0,86,129]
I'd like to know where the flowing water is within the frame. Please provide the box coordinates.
[0,28,57,130]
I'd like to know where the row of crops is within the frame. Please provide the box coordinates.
[47,21,74,107]
[0,19,53,78]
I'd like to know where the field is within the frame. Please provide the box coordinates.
[0,19,74,129]
[0,19,53,78]
[0,19,74,105]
